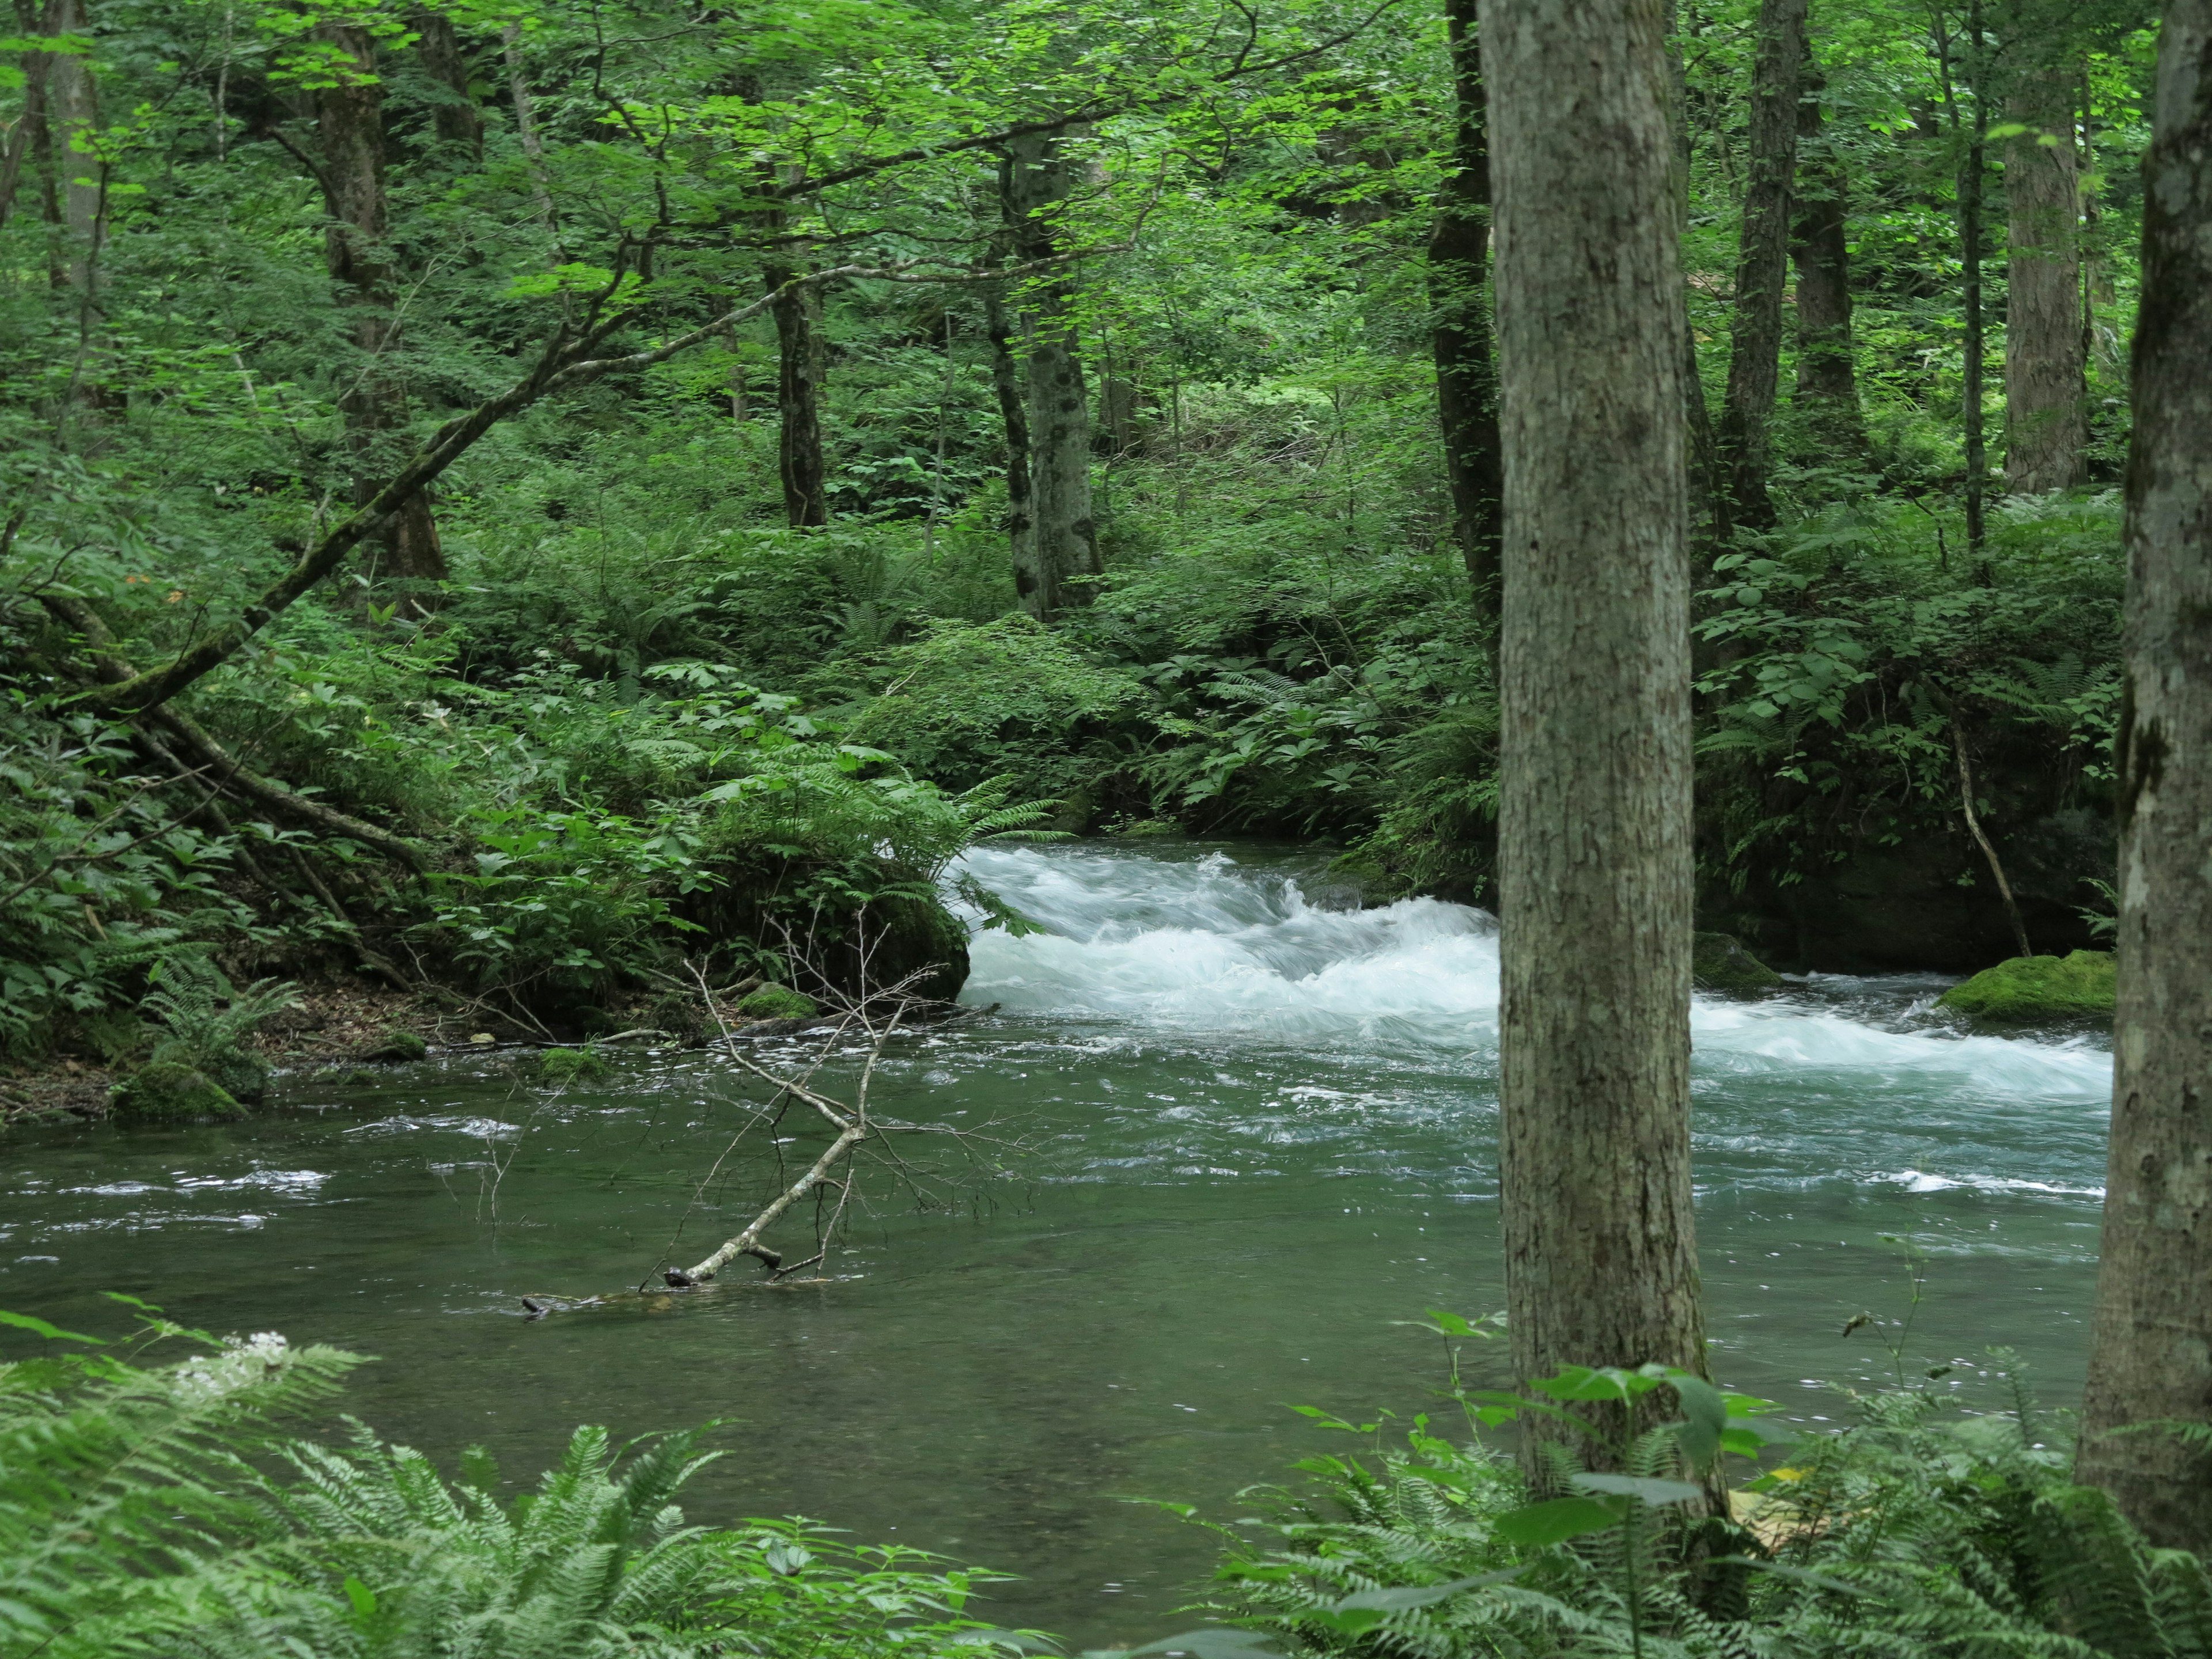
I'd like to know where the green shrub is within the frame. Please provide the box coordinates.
[1939,949,2117,1021]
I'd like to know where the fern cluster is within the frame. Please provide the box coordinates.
[1194,1366,2212,1659]
[1,1309,1032,1659]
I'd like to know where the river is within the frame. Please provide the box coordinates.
[0,841,2114,1643]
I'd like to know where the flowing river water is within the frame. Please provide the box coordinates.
[0,842,2115,1643]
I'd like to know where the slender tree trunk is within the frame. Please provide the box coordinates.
[2003,62,2086,493]
[414,10,483,160]
[764,251,830,528]
[1790,50,1868,458]
[319,28,445,590]
[1665,14,1721,556]
[1714,0,1807,539]
[1488,0,1709,1449]
[2075,0,2212,1553]
[1002,130,1099,618]
[1430,0,1504,613]
[46,0,101,317]
[502,24,562,255]
[984,260,1036,595]
[1957,1,1990,556]
[3,0,63,287]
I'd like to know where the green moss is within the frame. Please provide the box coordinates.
[363,1031,429,1063]
[1938,950,2116,1022]
[736,985,819,1021]
[531,1047,612,1085]
[109,1062,248,1125]
[1692,931,1783,995]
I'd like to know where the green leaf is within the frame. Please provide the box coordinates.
[0,1309,102,1344]
[1573,1472,1702,1506]
[1493,1494,1625,1546]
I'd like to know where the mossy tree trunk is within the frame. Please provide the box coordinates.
[1429,0,1504,618]
[2003,59,2088,493]
[1714,0,1808,540]
[2076,0,2212,1552]
[1489,0,1710,1453]
[1790,50,1868,460]
[765,247,831,529]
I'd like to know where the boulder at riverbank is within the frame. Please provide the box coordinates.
[1938,950,2116,1022]
[1692,931,1784,995]
[108,1062,249,1124]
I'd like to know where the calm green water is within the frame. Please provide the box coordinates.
[0,843,2113,1643]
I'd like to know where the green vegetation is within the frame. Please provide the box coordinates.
[527,1046,612,1085]
[737,985,822,1022]
[1,1309,1031,1659]
[1940,950,2119,1022]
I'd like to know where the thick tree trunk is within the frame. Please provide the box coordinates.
[2075,0,2212,1553]
[764,256,831,528]
[2003,63,2086,493]
[414,10,483,160]
[1430,0,1504,613]
[1002,130,1100,619]
[1488,0,1709,1446]
[1714,0,1807,540]
[1790,52,1867,459]
[319,28,445,589]
[984,269,1036,584]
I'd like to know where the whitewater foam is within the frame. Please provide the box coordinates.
[950,843,2112,1100]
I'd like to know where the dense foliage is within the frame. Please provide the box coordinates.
[0,0,2161,1071]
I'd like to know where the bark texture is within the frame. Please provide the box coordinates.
[1002,131,1100,618]
[46,0,101,313]
[984,269,1036,586]
[2075,0,2212,1551]
[1714,0,1807,539]
[1488,0,1709,1433]
[414,10,483,160]
[1430,0,1504,610]
[319,28,445,588]
[765,255,831,528]
[2003,64,2087,493]
[1790,52,1867,457]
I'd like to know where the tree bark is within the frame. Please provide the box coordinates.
[414,9,483,160]
[2003,62,2087,493]
[764,252,831,528]
[318,27,446,590]
[1002,130,1100,619]
[1430,0,1504,613]
[45,0,101,317]
[3,0,63,294]
[1713,0,1807,540]
[1790,51,1868,459]
[1488,0,1709,1449]
[2075,0,2212,1553]
[984,262,1036,590]
[1957,1,1990,556]
[502,24,562,253]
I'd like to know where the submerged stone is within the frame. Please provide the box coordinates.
[1938,950,2116,1022]
[528,1047,612,1085]
[109,1062,248,1125]
[1692,931,1783,995]
[363,1031,429,1063]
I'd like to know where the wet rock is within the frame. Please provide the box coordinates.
[362,1031,429,1063]
[1692,931,1783,995]
[1938,949,2115,1022]
[735,984,819,1021]
[522,1047,611,1085]
[109,1062,249,1125]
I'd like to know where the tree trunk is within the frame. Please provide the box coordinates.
[1430,0,1504,613]
[984,265,1036,596]
[1002,130,1100,619]
[3,0,63,294]
[764,255,830,528]
[1957,0,1990,556]
[319,28,445,589]
[1790,51,1867,459]
[1713,0,1807,540]
[46,0,102,317]
[1488,0,1709,1448]
[2003,62,2086,493]
[414,10,483,160]
[2075,0,2212,1553]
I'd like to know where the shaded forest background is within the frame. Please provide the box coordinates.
[0,0,2157,1061]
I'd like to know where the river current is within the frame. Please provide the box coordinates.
[0,842,2114,1641]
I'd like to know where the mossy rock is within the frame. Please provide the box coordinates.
[528,1047,612,1085]
[645,991,712,1047]
[843,892,971,1003]
[149,1041,268,1104]
[1938,949,2116,1022]
[109,1062,248,1125]
[736,984,819,1021]
[362,1031,429,1063]
[1692,931,1783,996]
